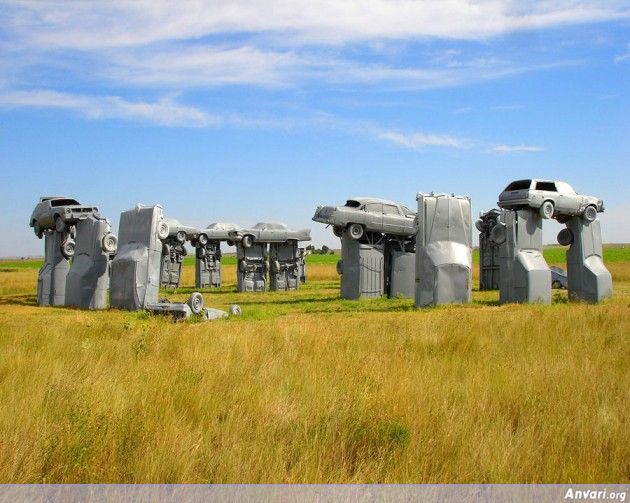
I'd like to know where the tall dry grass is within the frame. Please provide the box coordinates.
[0,262,628,483]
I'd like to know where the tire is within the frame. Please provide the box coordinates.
[242,235,254,248]
[475,220,484,233]
[187,292,204,315]
[196,246,206,259]
[583,205,597,222]
[271,260,280,273]
[61,239,75,259]
[33,221,42,239]
[552,280,562,289]
[540,200,554,220]
[490,223,507,245]
[176,230,187,243]
[157,220,170,240]
[228,304,242,316]
[336,260,343,275]
[162,243,171,255]
[557,228,574,247]
[347,223,364,240]
[54,215,65,233]
[332,226,343,238]
[102,233,118,253]
[197,233,208,245]
[226,240,234,247]
[238,260,248,273]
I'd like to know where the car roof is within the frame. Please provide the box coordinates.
[253,222,288,230]
[39,195,71,202]
[347,197,401,206]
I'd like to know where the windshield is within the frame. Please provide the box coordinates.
[50,198,80,206]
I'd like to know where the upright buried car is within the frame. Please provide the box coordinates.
[30,196,99,238]
[313,197,416,240]
[497,179,604,221]
[228,222,311,248]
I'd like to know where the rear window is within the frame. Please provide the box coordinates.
[535,181,557,192]
[345,200,361,208]
[504,180,531,191]
[50,198,80,206]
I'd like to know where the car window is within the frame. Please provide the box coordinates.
[50,198,80,206]
[504,180,531,191]
[345,200,361,208]
[364,203,383,213]
[535,181,557,192]
[555,182,576,194]
[382,204,400,215]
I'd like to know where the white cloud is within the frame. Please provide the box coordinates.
[613,43,630,63]
[379,131,470,150]
[5,1,628,49]
[489,144,546,153]
[0,90,212,126]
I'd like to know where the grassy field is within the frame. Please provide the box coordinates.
[0,247,628,483]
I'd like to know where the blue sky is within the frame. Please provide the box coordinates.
[0,1,629,256]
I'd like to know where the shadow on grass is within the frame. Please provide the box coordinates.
[0,294,38,306]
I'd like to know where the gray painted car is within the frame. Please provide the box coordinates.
[313,197,416,240]
[497,179,604,221]
[192,222,242,246]
[30,196,99,237]
[228,222,311,248]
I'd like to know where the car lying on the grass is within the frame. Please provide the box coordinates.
[497,179,604,221]
[228,222,311,248]
[30,196,99,238]
[312,197,416,240]
[550,266,568,289]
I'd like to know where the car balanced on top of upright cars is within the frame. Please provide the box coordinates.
[313,197,416,240]
[497,179,604,221]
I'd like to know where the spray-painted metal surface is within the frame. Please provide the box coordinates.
[560,217,612,303]
[30,196,99,237]
[388,250,415,298]
[110,204,169,310]
[269,241,301,291]
[65,216,117,309]
[297,248,307,284]
[37,230,71,306]
[193,223,240,289]
[146,302,193,321]
[203,308,229,320]
[498,179,604,221]
[313,197,416,240]
[338,231,385,299]
[236,243,268,292]
[229,222,311,248]
[494,208,551,304]
[476,209,501,290]
[159,219,194,289]
[415,193,472,307]
[550,266,568,289]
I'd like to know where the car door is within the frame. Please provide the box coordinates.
[534,181,560,210]
[382,204,404,234]
[362,203,383,232]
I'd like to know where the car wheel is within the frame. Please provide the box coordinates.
[490,223,507,245]
[242,235,254,248]
[332,226,343,238]
[162,243,171,255]
[238,260,248,273]
[336,260,343,275]
[475,220,485,233]
[557,228,574,247]
[33,222,42,239]
[102,233,118,253]
[540,200,554,220]
[176,230,187,243]
[348,223,364,240]
[187,292,204,315]
[197,233,208,245]
[226,240,234,247]
[271,260,280,273]
[61,239,75,259]
[54,215,65,233]
[157,220,170,240]
[583,205,598,222]
[552,280,562,289]
[196,246,206,259]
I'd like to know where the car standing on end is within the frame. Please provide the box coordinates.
[312,197,416,240]
[497,179,604,221]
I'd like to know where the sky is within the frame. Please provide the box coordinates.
[0,0,629,257]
